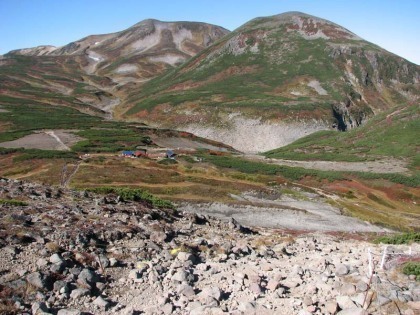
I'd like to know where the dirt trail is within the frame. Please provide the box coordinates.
[243,154,409,174]
[44,131,70,151]
[60,161,82,187]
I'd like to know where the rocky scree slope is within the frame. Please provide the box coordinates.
[125,12,419,152]
[1,20,229,117]
[1,178,419,315]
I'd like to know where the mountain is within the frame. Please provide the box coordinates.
[123,12,419,152]
[1,20,229,117]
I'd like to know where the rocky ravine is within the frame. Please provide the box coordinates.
[0,178,419,315]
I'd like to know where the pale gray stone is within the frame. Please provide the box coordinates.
[356,281,368,292]
[70,288,90,299]
[335,264,350,276]
[161,303,173,315]
[177,251,194,262]
[249,282,262,295]
[49,253,63,264]
[57,309,81,315]
[336,296,356,309]
[178,283,195,297]
[77,268,98,289]
[109,257,118,267]
[337,308,368,315]
[172,270,188,282]
[93,296,110,308]
[266,279,280,291]
[32,302,49,314]
[340,283,356,295]
[324,301,338,314]
[199,286,223,301]
[26,272,47,290]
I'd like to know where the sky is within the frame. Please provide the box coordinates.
[0,0,419,65]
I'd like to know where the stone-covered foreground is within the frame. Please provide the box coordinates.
[0,178,419,314]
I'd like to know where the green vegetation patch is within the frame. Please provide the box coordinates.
[375,232,420,245]
[200,153,343,182]
[85,187,174,209]
[0,102,148,155]
[0,102,102,142]
[13,150,78,161]
[72,128,142,153]
[402,262,420,280]
[0,199,28,206]
[265,104,419,166]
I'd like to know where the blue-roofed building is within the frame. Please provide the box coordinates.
[122,150,134,157]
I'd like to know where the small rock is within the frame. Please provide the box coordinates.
[49,253,63,264]
[109,257,118,267]
[172,270,188,282]
[70,288,90,299]
[340,283,356,295]
[303,296,313,306]
[356,281,368,292]
[178,284,195,297]
[36,258,49,268]
[325,300,338,314]
[336,308,368,315]
[266,279,280,291]
[238,301,256,312]
[161,303,173,315]
[249,282,262,295]
[336,296,356,310]
[293,265,304,276]
[199,286,223,301]
[150,231,167,243]
[50,261,66,273]
[283,277,301,288]
[93,296,110,309]
[177,251,195,263]
[69,267,81,276]
[407,301,420,310]
[196,263,208,271]
[32,301,49,314]
[244,268,260,283]
[53,280,68,292]
[376,294,391,306]
[335,264,350,276]
[98,255,110,268]
[57,309,81,315]
[351,292,367,307]
[96,282,106,291]
[27,272,48,290]
[77,268,98,289]
[4,246,18,255]
[128,269,141,280]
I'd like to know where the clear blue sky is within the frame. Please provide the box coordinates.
[1,0,419,64]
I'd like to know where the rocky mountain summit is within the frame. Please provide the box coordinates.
[0,20,228,118]
[7,19,229,84]
[124,12,419,152]
[1,178,419,314]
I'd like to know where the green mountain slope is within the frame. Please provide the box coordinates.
[1,20,229,120]
[264,103,419,168]
[124,12,419,152]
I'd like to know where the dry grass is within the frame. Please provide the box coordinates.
[2,151,418,231]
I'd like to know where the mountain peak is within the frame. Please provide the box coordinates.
[242,11,361,41]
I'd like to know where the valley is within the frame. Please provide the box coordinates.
[0,9,419,315]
